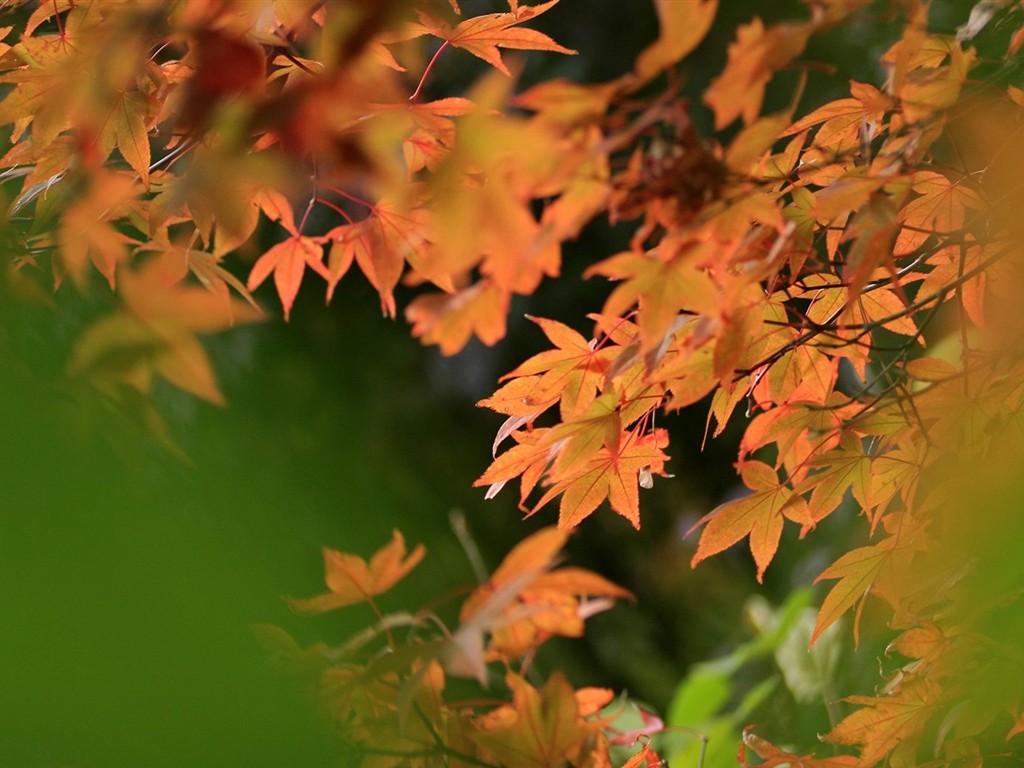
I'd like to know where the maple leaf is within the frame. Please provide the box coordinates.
[478,191,562,296]
[896,40,975,124]
[247,234,328,321]
[740,728,859,768]
[57,171,139,287]
[472,673,592,768]
[409,0,576,77]
[690,460,812,582]
[366,96,475,173]
[740,401,846,479]
[634,0,718,82]
[755,340,839,406]
[887,622,948,665]
[809,174,891,222]
[0,27,83,152]
[105,88,153,186]
[824,675,940,765]
[656,341,718,411]
[623,744,669,768]
[416,76,565,305]
[550,390,622,474]
[533,429,670,529]
[489,526,568,583]
[587,248,720,355]
[482,574,625,661]
[446,527,566,681]
[800,436,873,524]
[782,81,893,160]
[539,136,612,240]
[502,315,617,419]
[448,527,629,679]
[713,302,766,382]
[704,18,812,129]
[812,540,896,644]
[724,114,795,174]
[472,529,630,632]
[476,426,557,508]
[514,79,617,127]
[840,195,904,302]
[894,170,984,256]
[138,230,259,313]
[120,248,262,335]
[68,250,262,405]
[367,199,435,316]
[406,280,510,355]
[288,530,426,614]
[323,223,371,303]
[479,375,560,420]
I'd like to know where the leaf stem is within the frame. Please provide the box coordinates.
[298,155,319,234]
[148,139,195,174]
[317,182,375,212]
[450,509,489,584]
[315,197,356,224]
[409,40,449,102]
[52,0,64,37]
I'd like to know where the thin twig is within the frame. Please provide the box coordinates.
[450,509,489,584]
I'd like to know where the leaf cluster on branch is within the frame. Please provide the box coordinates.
[257,527,658,766]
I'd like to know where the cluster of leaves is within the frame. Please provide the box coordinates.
[5,0,1024,765]
[476,3,1024,765]
[257,527,667,767]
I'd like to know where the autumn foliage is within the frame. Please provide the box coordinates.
[5,0,1024,765]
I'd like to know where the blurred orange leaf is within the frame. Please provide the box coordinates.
[473,673,592,767]
[288,530,426,614]
[634,0,717,81]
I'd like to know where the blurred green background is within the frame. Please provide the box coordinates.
[0,1,995,766]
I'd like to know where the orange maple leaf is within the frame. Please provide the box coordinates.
[704,18,812,129]
[406,280,510,355]
[824,676,939,765]
[534,429,670,529]
[800,437,874,524]
[740,728,858,768]
[288,530,426,614]
[894,170,984,256]
[58,171,139,288]
[247,234,328,321]
[549,390,622,474]
[634,0,718,82]
[102,88,152,186]
[472,673,593,767]
[476,426,557,509]
[690,460,811,582]
[67,251,262,405]
[623,743,669,768]
[368,200,435,316]
[501,316,617,419]
[587,248,720,355]
[449,528,631,677]
[812,539,896,644]
[409,0,576,77]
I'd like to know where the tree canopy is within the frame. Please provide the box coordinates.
[3,0,1024,766]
